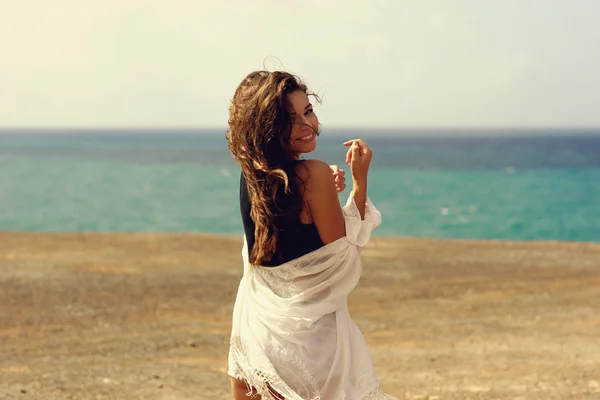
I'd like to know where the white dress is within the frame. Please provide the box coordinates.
[228,193,396,400]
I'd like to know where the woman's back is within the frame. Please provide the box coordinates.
[239,161,323,267]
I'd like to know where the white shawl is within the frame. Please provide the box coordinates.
[228,194,396,400]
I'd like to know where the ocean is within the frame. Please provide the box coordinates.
[0,129,599,242]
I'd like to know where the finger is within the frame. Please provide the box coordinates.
[361,145,371,160]
[354,141,369,158]
[343,139,365,146]
[345,147,353,164]
[338,169,345,178]
[355,140,369,155]
[351,142,361,159]
[348,142,360,164]
[344,139,370,153]
[330,164,339,174]
[346,141,368,159]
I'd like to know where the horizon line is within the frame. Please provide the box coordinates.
[1,125,600,132]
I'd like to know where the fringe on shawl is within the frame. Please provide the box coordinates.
[229,338,396,400]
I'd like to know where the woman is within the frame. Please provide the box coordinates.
[226,70,394,399]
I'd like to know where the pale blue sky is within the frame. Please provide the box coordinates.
[1,0,598,128]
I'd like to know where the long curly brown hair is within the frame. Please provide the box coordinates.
[226,70,320,265]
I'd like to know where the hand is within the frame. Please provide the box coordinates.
[343,139,372,184]
[330,165,346,193]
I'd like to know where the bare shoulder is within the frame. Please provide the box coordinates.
[294,159,345,243]
[294,159,335,197]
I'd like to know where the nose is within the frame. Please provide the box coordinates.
[296,116,312,130]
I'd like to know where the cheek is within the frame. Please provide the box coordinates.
[290,124,300,138]
[288,128,299,147]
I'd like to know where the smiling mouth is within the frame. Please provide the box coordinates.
[297,133,315,141]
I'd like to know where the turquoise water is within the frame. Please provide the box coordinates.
[1,129,599,242]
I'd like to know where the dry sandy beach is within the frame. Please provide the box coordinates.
[0,232,599,399]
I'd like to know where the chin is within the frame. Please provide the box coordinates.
[298,144,317,155]
[291,136,317,157]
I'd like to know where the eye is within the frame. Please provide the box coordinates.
[305,108,313,115]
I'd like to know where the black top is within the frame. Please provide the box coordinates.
[240,165,323,266]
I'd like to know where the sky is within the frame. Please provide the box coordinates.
[1,0,599,129]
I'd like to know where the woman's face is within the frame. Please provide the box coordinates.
[287,90,319,158]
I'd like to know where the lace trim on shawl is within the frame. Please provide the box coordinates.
[230,336,395,400]
[229,335,320,400]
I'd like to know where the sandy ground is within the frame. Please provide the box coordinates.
[0,232,599,400]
